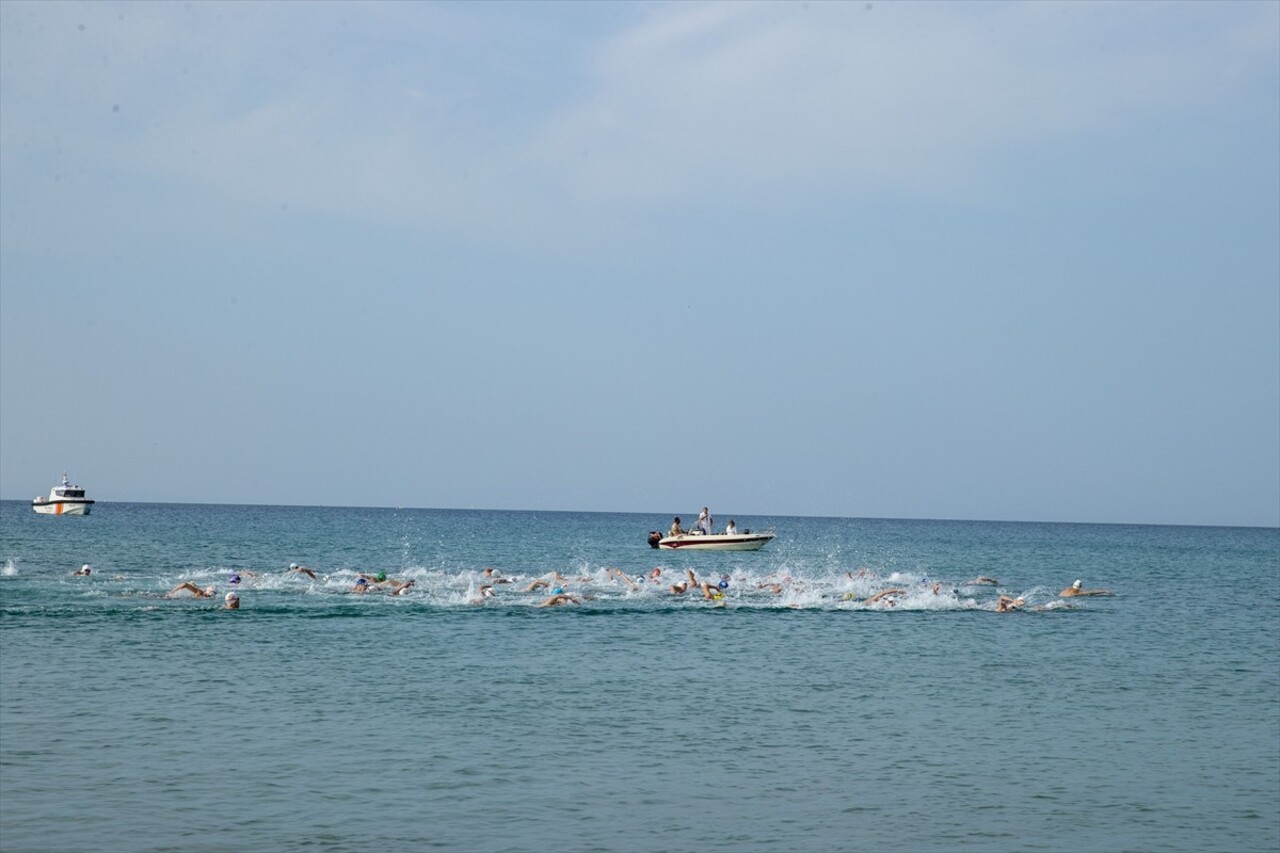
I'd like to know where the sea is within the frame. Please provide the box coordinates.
[1,500,1276,853]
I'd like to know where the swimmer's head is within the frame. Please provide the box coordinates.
[375,572,387,582]
[203,585,216,597]
[718,579,729,590]
[82,564,91,573]
[552,587,564,595]
[355,577,368,587]
[229,574,241,584]
[289,563,298,570]
[225,592,239,603]
[1073,580,1083,589]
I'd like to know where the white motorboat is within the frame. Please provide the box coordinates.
[32,473,95,515]
[648,530,775,551]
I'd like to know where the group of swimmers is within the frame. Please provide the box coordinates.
[70,559,1115,612]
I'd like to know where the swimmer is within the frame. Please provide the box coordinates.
[1060,579,1114,597]
[224,592,240,610]
[168,582,216,599]
[289,563,317,580]
[481,568,511,583]
[538,593,580,607]
[388,579,415,595]
[524,577,552,592]
[468,584,497,604]
[646,567,663,582]
[609,568,639,590]
[72,564,91,576]
[995,595,1025,612]
[968,576,999,586]
[862,588,906,607]
[351,577,371,594]
[697,579,723,600]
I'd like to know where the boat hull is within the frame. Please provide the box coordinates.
[32,500,93,516]
[657,532,774,551]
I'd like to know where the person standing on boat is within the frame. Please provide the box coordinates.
[697,508,713,535]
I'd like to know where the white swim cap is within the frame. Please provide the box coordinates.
[225,592,239,602]
[1073,580,1083,589]
[82,564,91,571]
[203,585,216,596]
[290,563,298,569]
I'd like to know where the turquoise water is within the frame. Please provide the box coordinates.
[2,502,1277,852]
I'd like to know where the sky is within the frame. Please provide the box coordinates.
[1,0,1277,527]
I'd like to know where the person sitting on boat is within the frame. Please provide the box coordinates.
[724,520,738,535]
[1060,579,1114,597]
[168,582,216,598]
[697,508,712,535]
[669,517,685,537]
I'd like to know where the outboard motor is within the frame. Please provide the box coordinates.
[647,531,662,549]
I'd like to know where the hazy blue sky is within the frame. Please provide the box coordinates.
[2,1,1277,527]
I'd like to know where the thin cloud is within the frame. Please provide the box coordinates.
[2,1,1275,244]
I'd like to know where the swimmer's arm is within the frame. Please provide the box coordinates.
[610,569,638,590]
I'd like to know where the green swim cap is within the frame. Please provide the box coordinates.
[375,572,386,582]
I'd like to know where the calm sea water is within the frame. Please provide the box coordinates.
[1,501,1277,852]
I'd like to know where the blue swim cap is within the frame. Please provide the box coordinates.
[717,579,729,589]
[230,574,241,584]
[552,587,564,595]
[356,577,368,586]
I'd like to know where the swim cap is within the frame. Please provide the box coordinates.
[375,572,387,582]
[717,579,729,590]
[552,587,564,595]
[356,577,368,586]
[289,563,298,570]
[1073,580,1083,589]
[203,586,216,596]
[82,564,91,572]
[225,592,239,602]
[229,574,241,584]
